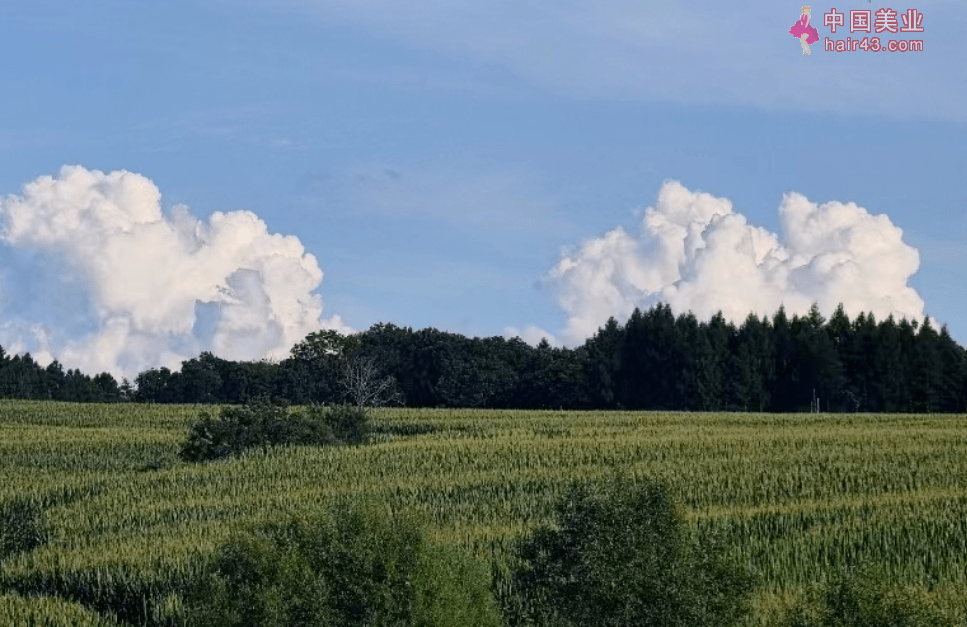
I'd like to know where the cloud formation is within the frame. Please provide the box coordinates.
[0,166,348,380]
[546,180,925,346]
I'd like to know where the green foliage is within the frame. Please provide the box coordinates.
[4,299,967,412]
[0,497,49,559]
[290,329,361,363]
[183,533,331,627]
[179,401,369,462]
[317,403,370,445]
[413,544,502,627]
[183,505,501,627]
[779,566,958,627]
[501,474,755,627]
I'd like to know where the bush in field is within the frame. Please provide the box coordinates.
[779,565,956,627]
[183,533,330,626]
[0,497,49,559]
[321,403,370,445]
[498,475,756,627]
[183,505,501,627]
[179,401,369,462]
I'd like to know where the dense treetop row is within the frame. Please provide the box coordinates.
[1,303,965,412]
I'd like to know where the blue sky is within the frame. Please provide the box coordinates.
[0,0,965,377]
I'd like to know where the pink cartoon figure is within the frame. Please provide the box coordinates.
[789,6,819,55]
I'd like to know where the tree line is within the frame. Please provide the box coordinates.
[0,346,128,402]
[1,302,965,412]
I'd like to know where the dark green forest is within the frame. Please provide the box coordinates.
[1,303,965,412]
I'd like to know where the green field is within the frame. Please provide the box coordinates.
[1,400,966,625]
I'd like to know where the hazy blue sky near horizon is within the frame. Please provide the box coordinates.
[0,0,965,377]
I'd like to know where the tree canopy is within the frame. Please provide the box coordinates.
[1,303,965,412]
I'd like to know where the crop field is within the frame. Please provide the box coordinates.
[1,400,966,625]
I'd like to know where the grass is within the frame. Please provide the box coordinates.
[0,401,965,624]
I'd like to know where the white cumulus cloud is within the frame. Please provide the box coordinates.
[546,180,926,345]
[0,165,349,381]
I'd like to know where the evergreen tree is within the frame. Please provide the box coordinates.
[735,313,774,412]
[911,317,943,412]
[937,325,966,412]
[584,317,623,409]
[771,306,800,411]
[793,304,843,412]
[849,311,880,411]
[44,361,67,401]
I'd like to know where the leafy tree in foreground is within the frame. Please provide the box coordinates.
[499,474,756,627]
[183,505,501,627]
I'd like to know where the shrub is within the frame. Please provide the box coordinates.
[308,403,369,445]
[0,497,49,559]
[499,474,756,627]
[413,544,502,627]
[779,565,956,627]
[179,401,368,462]
[183,533,331,627]
[183,503,501,627]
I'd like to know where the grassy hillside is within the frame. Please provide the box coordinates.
[1,401,965,624]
